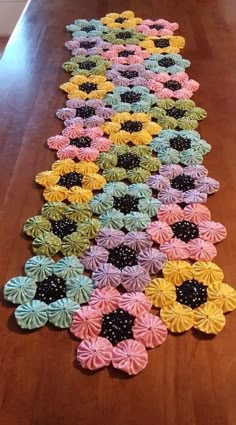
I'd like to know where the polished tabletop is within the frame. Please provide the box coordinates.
[0,1,236,424]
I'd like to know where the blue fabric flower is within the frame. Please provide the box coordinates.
[104,86,157,112]
[66,19,107,38]
[144,53,190,74]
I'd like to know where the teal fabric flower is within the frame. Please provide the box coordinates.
[102,28,144,45]
[144,53,190,74]
[104,86,157,112]
[151,129,211,165]
[62,55,111,77]
[66,19,107,38]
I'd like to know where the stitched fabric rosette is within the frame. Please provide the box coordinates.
[106,64,155,87]
[145,260,236,334]
[146,203,226,261]
[80,228,167,292]
[136,19,179,36]
[66,19,107,38]
[101,28,145,45]
[35,159,106,203]
[139,35,185,54]
[4,255,94,329]
[101,11,143,29]
[60,75,114,100]
[145,72,199,99]
[144,53,190,74]
[71,287,168,375]
[65,37,111,57]
[62,55,111,77]
[104,86,157,113]
[102,44,149,65]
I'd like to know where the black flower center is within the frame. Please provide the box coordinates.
[51,218,77,238]
[170,136,191,151]
[76,106,96,118]
[158,57,176,68]
[118,50,135,58]
[164,80,182,91]
[121,120,143,133]
[113,194,139,214]
[82,25,96,33]
[108,244,138,269]
[120,71,139,80]
[166,107,186,119]
[171,174,195,191]
[70,136,92,148]
[115,17,126,24]
[176,279,208,309]
[80,41,97,49]
[34,275,66,304]
[150,24,164,30]
[120,91,141,103]
[116,31,132,39]
[154,38,170,48]
[117,152,141,169]
[100,309,135,345]
[79,82,97,94]
[171,220,199,243]
[58,172,83,189]
[79,60,96,70]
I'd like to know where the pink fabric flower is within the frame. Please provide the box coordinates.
[112,340,148,375]
[76,337,113,370]
[146,72,199,99]
[147,221,173,244]
[118,292,152,317]
[136,19,179,37]
[132,313,168,348]
[88,286,120,314]
[188,238,217,261]
[102,45,149,65]
[70,306,102,339]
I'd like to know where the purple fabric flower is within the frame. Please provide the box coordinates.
[65,37,111,56]
[106,64,156,87]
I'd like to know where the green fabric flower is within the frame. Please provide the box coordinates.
[62,55,111,76]
[104,86,157,113]
[102,28,144,45]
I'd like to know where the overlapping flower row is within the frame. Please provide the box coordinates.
[4,11,236,376]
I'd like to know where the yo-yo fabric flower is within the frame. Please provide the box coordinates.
[102,28,144,45]
[62,55,111,77]
[106,64,155,87]
[97,145,161,183]
[4,255,95,329]
[89,182,161,231]
[104,86,157,113]
[102,112,161,145]
[146,72,199,99]
[147,164,219,204]
[56,99,114,128]
[146,203,226,261]
[144,53,190,74]
[140,35,185,54]
[35,159,106,203]
[47,126,111,161]
[136,19,179,36]
[66,19,107,38]
[71,287,167,374]
[65,37,111,57]
[102,44,149,64]
[151,129,211,165]
[145,260,236,334]
[149,99,207,130]
[23,202,101,256]
[60,75,114,100]
[81,228,167,291]
[101,11,142,29]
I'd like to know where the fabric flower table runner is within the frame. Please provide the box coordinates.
[4,11,236,376]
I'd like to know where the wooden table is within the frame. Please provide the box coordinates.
[0,1,236,424]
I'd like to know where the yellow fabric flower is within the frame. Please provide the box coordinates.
[60,75,114,100]
[163,260,193,285]
[160,302,194,333]
[194,302,225,334]
[35,171,59,188]
[140,35,185,54]
[82,174,106,190]
[43,186,68,202]
[145,278,176,307]
[75,161,99,175]
[101,11,142,29]
[51,159,75,174]
[192,261,224,285]
[207,282,236,313]
[67,187,93,203]
[102,112,161,146]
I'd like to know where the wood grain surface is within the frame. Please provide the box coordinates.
[0,1,236,424]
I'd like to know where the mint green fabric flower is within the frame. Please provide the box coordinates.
[144,53,190,74]
[104,86,157,112]
[66,19,107,38]
[62,55,111,77]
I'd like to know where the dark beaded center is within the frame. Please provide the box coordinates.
[164,80,182,91]
[154,39,170,48]
[70,136,92,148]
[166,107,186,119]
[120,92,141,103]
[58,172,83,189]
[150,24,164,30]
[51,218,77,238]
[116,31,132,39]
[119,70,139,79]
[108,244,138,269]
[76,106,96,118]
[171,220,199,243]
[80,41,97,49]
[100,309,135,345]
[79,82,97,94]
[158,57,176,67]
[118,50,135,58]
[117,152,141,169]
[82,25,96,33]
[121,120,143,133]
[115,17,126,24]
[171,174,195,192]
[34,275,66,304]
[113,194,139,214]
[176,279,208,309]
[170,136,191,151]
[79,60,96,70]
